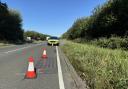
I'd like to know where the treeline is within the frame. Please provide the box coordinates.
[24,31,49,41]
[0,2,24,43]
[62,0,128,40]
[0,2,48,43]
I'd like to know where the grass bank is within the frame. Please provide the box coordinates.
[0,43,14,48]
[61,41,128,89]
[32,40,44,44]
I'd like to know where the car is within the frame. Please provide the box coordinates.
[47,36,59,46]
[46,36,50,40]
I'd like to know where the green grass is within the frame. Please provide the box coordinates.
[32,40,44,44]
[61,41,128,89]
[0,43,14,48]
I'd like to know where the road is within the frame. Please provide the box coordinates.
[0,41,87,89]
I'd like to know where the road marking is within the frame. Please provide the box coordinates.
[4,44,41,54]
[56,46,65,89]
[4,46,31,53]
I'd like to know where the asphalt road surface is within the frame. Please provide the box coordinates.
[0,41,87,89]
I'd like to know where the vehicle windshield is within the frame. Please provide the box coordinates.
[49,37,58,40]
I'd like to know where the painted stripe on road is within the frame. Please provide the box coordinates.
[4,46,32,53]
[56,46,65,89]
[4,44,42,54]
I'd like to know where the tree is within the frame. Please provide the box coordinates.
[24,31,48,41]
[63,17,91,40]
[63,0,128,40]
[0,2,24,42]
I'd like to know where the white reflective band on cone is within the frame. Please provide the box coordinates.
[43,50,46,55]
[28,62,34,71]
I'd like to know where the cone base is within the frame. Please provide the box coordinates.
[25,71,36,79]
[42,55,47,58]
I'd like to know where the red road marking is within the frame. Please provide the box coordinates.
[22,50,26,55]
[16,55,19,58]
[38,68,44,74]
[31,50,34,54]
[43,59,47,66]
[40,68,44,73]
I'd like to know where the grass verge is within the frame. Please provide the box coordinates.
[32,40,44,44]
[0,43,14,48]
[61,41,128,89]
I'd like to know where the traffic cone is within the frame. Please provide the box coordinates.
[42,48,47,58]
[25,56,36,79]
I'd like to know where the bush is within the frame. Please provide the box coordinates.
[73,38,88,43]
[91,37,128,50]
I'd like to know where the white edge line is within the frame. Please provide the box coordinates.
[56,46,65,89]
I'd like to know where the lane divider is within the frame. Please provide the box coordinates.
[25,56,37,79]
[4,46,32,54]
[4,44,42,54]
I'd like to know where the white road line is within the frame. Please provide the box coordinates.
[4,46,31,53]
[4,44,41,54]
[56,46,65,89]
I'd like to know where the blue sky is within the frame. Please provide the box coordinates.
[2,0,107,36]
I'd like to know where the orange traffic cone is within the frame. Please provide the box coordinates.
[25,56,36,79]
[42,48,47,58]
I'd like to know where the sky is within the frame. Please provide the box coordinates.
[2,0,107,36]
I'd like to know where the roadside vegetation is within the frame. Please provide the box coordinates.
[61,41,128,89]
[0,2,48,45]
[62,0,128,50]
[0,2,24,43]
[0,42,14,48]
[61,0,128,89]
[24,31,49,41]
[73,37,128,51]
